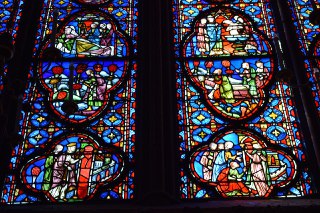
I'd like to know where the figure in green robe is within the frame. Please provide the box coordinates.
[241,62,258,98]
[83,69,107,108]
[42,144,63,191]
[212,69,235,104]
[56,26,78,54]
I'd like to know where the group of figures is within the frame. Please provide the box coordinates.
[55,13,126,57]
[41,61,125,121]
[22,135,123,201]
[183,7,299,198]
[29,4,132,202]
[183,9,274,120]
[190,130,296,197]
[193,11,268,56]
[2,1,135,203]
[38,11,130,124]
[192,58,271,119]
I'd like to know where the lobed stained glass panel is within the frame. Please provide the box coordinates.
[1,0,137,204]
[174,0,313,199]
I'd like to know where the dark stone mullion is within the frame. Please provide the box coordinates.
[0,0,45,196]
[135,0,179,204]
[272,0,320,194]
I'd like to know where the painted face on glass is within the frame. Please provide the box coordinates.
[256,61,263,68]
[200,18,207,25]
[94,64,103,72]
[230,161,239,169]
[54,145,63,153]
[209,142,217,150]
[242,62,250,69]
[225,141,234,150]
[67,144,77,153]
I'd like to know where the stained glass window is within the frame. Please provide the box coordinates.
[0,0,24,92]
[174,0,313,198]
[1,0,137,204]
[288,0,320,115]
[0,0,24,34]
[1,0,320,207]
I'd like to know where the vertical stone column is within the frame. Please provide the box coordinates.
[0,1,44,196]
[135,0,179,204]
[272,0,320,192]
[0,32,15,198]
